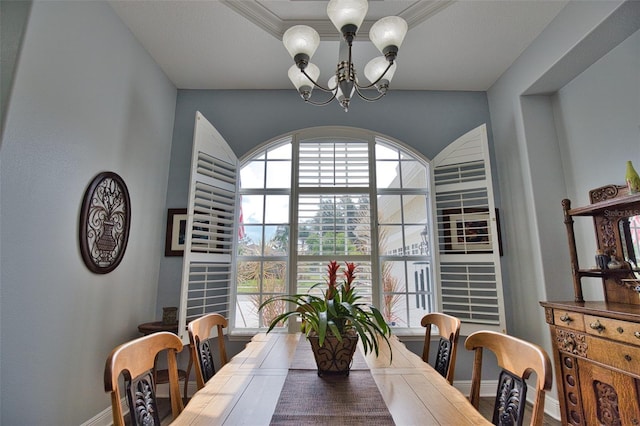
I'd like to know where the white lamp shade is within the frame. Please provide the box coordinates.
[327,75,338,90]
[364,56,397,84]
[327,0,368,32]
[288,63,320,90]
[369,16,408,53]
[283,25,320,59]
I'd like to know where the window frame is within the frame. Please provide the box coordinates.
[229,125,504,337]
[233,127,439,335]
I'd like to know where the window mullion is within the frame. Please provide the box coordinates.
[368,137,381,309]
[285,136,300,333]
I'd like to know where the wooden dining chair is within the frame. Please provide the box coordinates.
[464,330,552,426]
[420,312,461,384]
[188,313,229,389]
[104,331,184,426]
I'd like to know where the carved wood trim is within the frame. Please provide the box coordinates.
[544,307,554,325]
[597,216,618,257]
[560,355,584,425]
[556,329,588,357]
[593,380,622,426]
[493,370,526,426]
[589,185,627,203]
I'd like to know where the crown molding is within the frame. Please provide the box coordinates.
[221,0,453,39]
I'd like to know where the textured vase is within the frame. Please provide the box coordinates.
[96,221,117,252]
[308,331,358,376]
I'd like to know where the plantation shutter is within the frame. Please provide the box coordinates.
[177,111,239,343]
[432,124,506,334]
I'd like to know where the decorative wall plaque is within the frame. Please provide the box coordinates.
[79,172,131,274]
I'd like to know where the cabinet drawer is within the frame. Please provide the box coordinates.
[584,314,640,347]
[587,335,640,377]
[553,310,585,331]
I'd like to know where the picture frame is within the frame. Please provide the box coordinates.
[79,172,131,273]
[443,208,503,255]
[165,208,187,256]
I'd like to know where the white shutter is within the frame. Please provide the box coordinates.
[177,112,239,342]
[298,141,370,187]
[432,124,506,334]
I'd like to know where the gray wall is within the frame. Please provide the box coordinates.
[0,2,177,425]
[0,0,32,139]
[553,30,640,301]
[487,0,640,402]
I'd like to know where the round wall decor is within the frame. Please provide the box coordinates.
[79,171,131,274]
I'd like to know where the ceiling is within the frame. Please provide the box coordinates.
[109,0,568,91]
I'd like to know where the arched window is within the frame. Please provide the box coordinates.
[235,127,433,332]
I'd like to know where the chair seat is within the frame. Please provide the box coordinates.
[155,366,190,401]
[155,368,187,383]
[154,343,193,400]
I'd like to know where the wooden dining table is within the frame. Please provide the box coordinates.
[170,332,491,425]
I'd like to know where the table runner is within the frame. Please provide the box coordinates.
[270,336,395,425]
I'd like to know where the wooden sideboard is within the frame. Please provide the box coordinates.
[540,185,640,425]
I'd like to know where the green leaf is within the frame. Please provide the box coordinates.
[318,311,328,346]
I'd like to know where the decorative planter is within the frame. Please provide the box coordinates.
[308,331,358,376]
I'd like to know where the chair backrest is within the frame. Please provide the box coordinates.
[104,331,184,426]
[188,313,229,389]
[464,330,552,426]
[420,312,461,384]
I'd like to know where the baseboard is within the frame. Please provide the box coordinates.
[543,393,561,420]
[82,382,195,426]
[80,397,128,426]
[454,380,561,421]
[453,379,498,398]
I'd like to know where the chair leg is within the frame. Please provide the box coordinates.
[184,346,193,400]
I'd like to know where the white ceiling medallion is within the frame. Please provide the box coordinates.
[220,0,453,39]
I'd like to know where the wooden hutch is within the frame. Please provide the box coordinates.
[540,184,640,425]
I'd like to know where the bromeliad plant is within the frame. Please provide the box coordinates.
[259,261,392,357]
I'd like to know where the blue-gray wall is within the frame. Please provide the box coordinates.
[0,0,32,139]
[553,30,640,289]
[0,2,177,424]
[487,0,640,407]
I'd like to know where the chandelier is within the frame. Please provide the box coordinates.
[283,0,408,112]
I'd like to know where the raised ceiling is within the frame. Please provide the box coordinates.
[109,0,568,91]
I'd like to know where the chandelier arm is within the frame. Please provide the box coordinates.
[301,69,334,93]
[354,61,394,90]
[353,85,387,102]
[303,89,339,106]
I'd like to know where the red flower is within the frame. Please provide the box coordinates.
[344,262,357,292]
[326,260,340,300]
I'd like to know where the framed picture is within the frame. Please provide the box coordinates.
[79,172,131,273]
[165,208,187,256]
[443,208,503,255]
